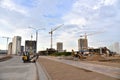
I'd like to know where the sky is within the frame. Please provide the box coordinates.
[0,0,120,51]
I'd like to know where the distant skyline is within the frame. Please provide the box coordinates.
[0,0,120,51]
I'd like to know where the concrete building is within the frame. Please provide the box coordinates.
[57,42,63,52]
[25,40,36,54]
[114,42,119,54]
[109,42,119,54]
[8,42,12,55]
[21,46,24,52]
[12,36,21,54]
[78,38,88,51]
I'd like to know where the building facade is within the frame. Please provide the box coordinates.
[78,38,88,51]
[12,36,21,54]
[25,40,36,54]
[57,42,63,52]
[8,42,12,55]
[109,42,120,54]
[21,46,24,52]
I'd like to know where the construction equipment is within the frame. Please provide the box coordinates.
[28,27,45,53]
[71,49,85,60]
[78,31,104,56]
[22,52,39,63]
[49,24,64,49]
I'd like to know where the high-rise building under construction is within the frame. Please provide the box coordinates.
[25,40,36,54]
[78,38,88,51]
[57,42,63,52]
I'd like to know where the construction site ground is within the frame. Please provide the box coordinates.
[62,55,120,68]
[85,60,120,68]
[38,56,120,80]
[80,55,120,68]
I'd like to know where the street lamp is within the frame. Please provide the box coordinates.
[28,27,45,53]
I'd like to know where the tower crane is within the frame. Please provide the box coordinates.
[49,24,64,49]
[79,31,104,50]
[80,31,104,39]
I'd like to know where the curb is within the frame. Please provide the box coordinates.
[36,61,52,80]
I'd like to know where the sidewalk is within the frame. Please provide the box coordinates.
[39,56,120,80]
[0,56,37,80]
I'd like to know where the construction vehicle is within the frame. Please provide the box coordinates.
[71,49,85,60]
[22,40,39,63]
[22,52,39,63]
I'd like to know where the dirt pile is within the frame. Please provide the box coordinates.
[86,55,106,61]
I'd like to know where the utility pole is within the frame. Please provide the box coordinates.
[49,24,64,49]
[28,27,45,53]
[2,36,10,54]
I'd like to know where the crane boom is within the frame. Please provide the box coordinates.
[49,24,64,33]
[49,24,64,49]
[80,31,104,39]
[86,31,104,36]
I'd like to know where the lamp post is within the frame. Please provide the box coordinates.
[28,27,45,53]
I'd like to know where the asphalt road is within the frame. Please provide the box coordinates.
[0,56,37,80]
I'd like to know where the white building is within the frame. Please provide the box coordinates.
[12,36,21,54]
[114,42,119,54]
[109,42,120,54]
[57,42,63,52]
[8,42,12,55]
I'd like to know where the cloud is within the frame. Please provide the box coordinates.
[103,0,117,6]
[59,0,120,50]
[54,31,78,51]
[63,14,87,26]
[0,0,119,50]
[0,0,27,15]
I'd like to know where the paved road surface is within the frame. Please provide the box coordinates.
[0,54,6,58]
[0,56,37,80]
[40,56,120,79]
